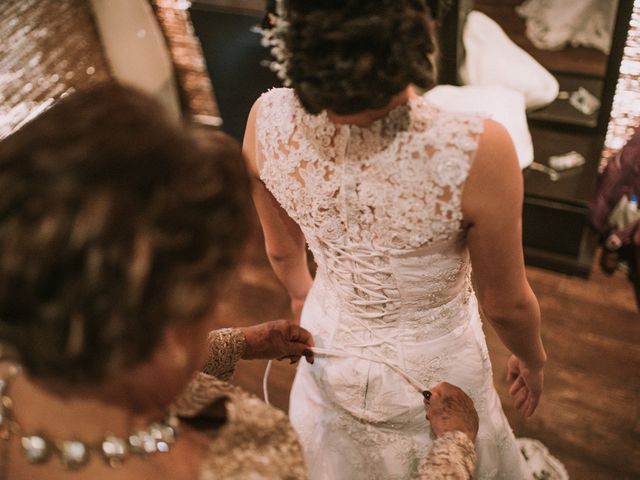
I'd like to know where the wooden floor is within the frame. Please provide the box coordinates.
[218,232,640,480]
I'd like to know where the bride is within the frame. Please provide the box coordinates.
[243,0,547,478]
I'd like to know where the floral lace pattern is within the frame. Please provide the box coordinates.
[419,431,477,480]
[258,89,530,479]
[202,328,246,380]
[258,88,484,250]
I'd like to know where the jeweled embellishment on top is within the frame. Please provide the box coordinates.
[0,366,180,471]
[102,436,127,467]
[21,434,50,463]
[60,439,89,469]
[0,393,14,440]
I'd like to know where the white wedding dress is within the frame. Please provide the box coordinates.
[256,88,532,480]
[516,0,619,54]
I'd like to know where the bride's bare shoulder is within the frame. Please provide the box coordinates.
[462,119,522,224]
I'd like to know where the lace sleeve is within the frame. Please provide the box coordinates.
[418,431,477,480]
[202,328,246,380]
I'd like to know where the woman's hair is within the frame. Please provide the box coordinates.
[270,0,438,115]
[0,83,252,383]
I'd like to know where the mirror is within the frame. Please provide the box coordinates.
[472,0,620,129]
[435,0,636,276]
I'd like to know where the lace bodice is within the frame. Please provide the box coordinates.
[257,88,484,249]
[256,90,532,479]
[257,88,485,339]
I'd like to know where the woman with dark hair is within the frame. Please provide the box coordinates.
[245,0,546,478]
[0,82,486,480]
[0,83,318,479]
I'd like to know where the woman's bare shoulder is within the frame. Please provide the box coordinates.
[462,119,522,224]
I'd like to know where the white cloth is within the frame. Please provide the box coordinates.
[424,85,534,169]
[256,88,533,480]
[460,11,559,110]
[517,0,618,54]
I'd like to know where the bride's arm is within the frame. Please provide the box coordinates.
[242,99,313,322]
[462,119,547,418]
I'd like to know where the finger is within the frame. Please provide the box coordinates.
[278,353,301,363]
[429,382,445,395]
[296,327,315,347]
[283,341,311,359]
[514,390,528,411]
[509,376,526,396]
[515,387,528,406]
[288,323,301,342]
[524,396,537,418]
[289,324,311,345]
[303,348,314,364]
[525,395,539,417]
[426,387,441,406]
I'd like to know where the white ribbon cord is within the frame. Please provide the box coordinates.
[311,347,428,393]
[260,242,427,406]
[261,347,427,407]
[263,359,273,406]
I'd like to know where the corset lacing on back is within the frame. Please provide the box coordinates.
[256,86,486,381]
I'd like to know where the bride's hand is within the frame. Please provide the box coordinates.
[242,320,314,364]
[506,355,543,418]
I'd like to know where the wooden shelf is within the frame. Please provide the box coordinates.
[523,126,604,206]
[527,73,604,128]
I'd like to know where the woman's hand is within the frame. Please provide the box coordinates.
[506,354,544,418]
[424,382,479,443]
[241,320,314,364]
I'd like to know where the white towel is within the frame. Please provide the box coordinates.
[425,85,534,169]
[460,11,559,110]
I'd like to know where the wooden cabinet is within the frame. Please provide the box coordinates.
[441,0,635,276]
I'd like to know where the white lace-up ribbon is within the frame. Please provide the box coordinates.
[262,346,428,406]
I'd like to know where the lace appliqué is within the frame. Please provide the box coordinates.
[202,328,246,380]
[327,413,426,480]
[173,372,307,480]
[418,431,476,480]
[171,328,306,480]
[257,88,484,250]
[199,387,307,480]
[257,88,484,337]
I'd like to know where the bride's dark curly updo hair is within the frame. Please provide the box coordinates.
[267,0,438,115]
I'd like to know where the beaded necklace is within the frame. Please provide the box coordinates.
[0,364,179,471]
